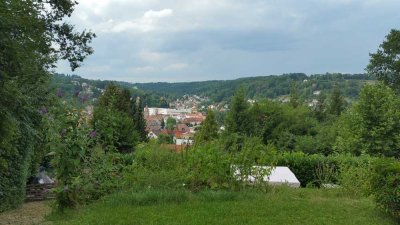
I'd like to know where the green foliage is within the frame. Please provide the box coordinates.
[50,104,133,210]
[52,109,91,210]
[225,88,249,134]
[133,98,147,142]
[124,143,186,191]
[166,117,177,130]
[124,138,277,193]
[247,100,319,152]
[0,0,94,212]
[185,143,232,191]
[49,188,396,225]
[367,29,400,91]
[335,84,400,157]
[338,158,375,197]
[132,73,373,103]
[370,158,400,219]
[72,151,131,205]
[275,152,375,187]
[93,84,146,153]
[160,119,165,129]
[327,85,346,116]
[157,133,174,144]
[289,82,301,108]
[105,189,191,207]
[93,107,138,153]
[52,74,174,108]
[195,109,219,144]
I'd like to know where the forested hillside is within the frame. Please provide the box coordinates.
[54,73,375,104]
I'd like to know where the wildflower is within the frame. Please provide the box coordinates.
[89,130,97,138]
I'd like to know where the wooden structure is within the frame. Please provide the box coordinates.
[26,183,56,202]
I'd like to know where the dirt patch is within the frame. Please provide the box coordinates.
[0,201,51,225]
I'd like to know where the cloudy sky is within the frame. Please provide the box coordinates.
[57,0,400,83]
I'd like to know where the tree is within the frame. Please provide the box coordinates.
[93,85,137,153]
[98,84,119,106]
[160,97,169,108]
[195,109,219,144]
[313,93,327,121]
[225,87,249,134]
[166,117,177,130]
[0,0,95,212]
[289,82,301,108]
[157,133,173,144]
[367,29,400,91]
[118,89,133,115]
[134,97,147,142]
[327,85,346,116]
[335,83,400,157]
[160,119,165,129]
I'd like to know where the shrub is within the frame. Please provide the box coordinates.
[185,142,232,191]
[52,110,92,210]
[338,156,375,197]
[370,158,400,218]
[231,138,277,189]
[123,143,186,191]
[76,151,129,203]
[276,152,329,187]
[276,152,375,187]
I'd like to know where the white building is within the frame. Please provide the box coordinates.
[148,108,192,116]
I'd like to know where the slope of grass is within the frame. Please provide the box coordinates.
[48,188,396,225]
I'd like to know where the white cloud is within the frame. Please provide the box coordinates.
[138,50,165,62]
[100,8,173,33]
[164,63,188,70]
[127,66,156,73]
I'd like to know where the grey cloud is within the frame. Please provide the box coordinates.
[57,0,400,82]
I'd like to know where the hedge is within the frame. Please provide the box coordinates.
[0,119,33,212]
[370,158,400,218]
[275,152,375,187]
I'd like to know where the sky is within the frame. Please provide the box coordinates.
[56,0,400,83]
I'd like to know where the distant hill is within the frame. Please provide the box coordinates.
[132,73,375,102]
[52,73,375,105]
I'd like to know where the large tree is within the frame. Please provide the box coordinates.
[93,85,138,153]
[367,29,400,91]
[335,84,400,157]
[327,85,346,116]
[0,0,95,212]
[134,97,148,142]
[225,87,249,134]
[195,109,219,144]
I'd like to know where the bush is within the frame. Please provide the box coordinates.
[370,158,400,218]
[275,152,331,187]
[276,152,375,187]
[0,115,27,212]
[185,142,232,191]
[338,156,375,197]
[124,143,187,191]
[77,151,130,203]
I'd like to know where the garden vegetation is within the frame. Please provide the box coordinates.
[1,1,400,223]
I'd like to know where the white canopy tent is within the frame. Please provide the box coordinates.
[233,166,301,188]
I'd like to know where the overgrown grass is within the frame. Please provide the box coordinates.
[48,187,396,225]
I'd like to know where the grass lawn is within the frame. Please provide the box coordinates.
[48,188,396,225]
